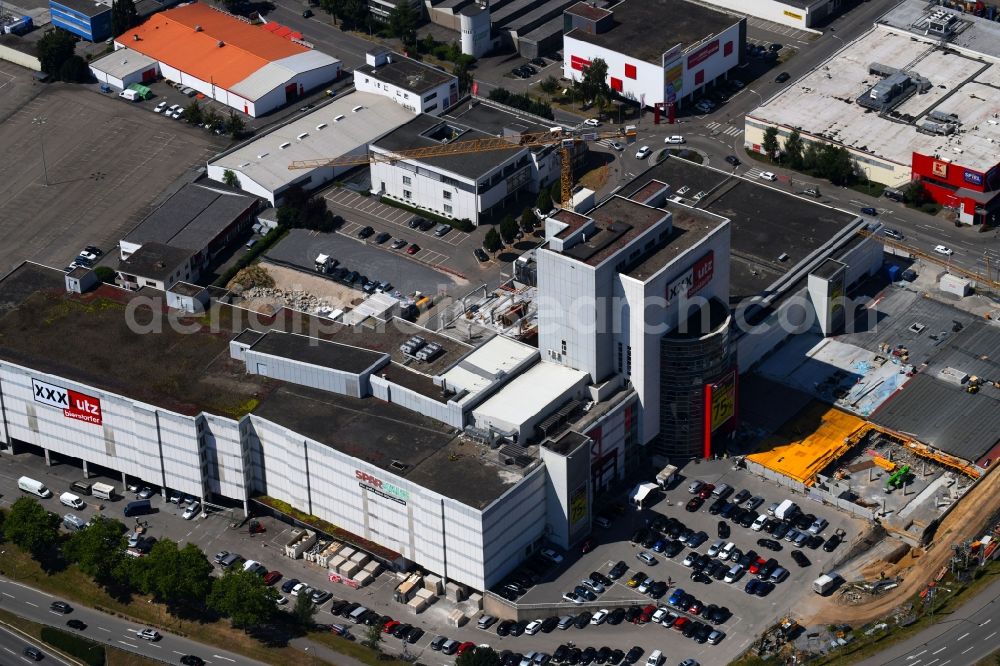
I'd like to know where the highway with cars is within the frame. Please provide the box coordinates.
[855,575,1000,666]
[0,621,74,666]
[0,576,259,666]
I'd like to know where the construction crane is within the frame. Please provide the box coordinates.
[857,228,999,291]
[288,126,638,206]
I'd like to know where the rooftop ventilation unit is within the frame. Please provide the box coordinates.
[279,142,291,149]
[296,132,308,140]
[919,121,954,135]
[415,343,443,362]
[399,336,427,356]
[352,105,364,113]
[315,123,327,130]
[217,40,225,47]
[334,114,345,122]
[194,24,202,31]
[928,110,960,124]
[256,152,269,159]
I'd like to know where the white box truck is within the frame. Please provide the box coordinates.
[92,482,116,501]
[655,464,679,489]
[315,254,335,273]
[775,499,800,521]
[18,476,52,498]
[813,572,841,595]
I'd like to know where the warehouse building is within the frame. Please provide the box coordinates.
[692,0,837,30]
[562,0,745,110]
[207,91,415,205]
[354,48,459,116]
[89,49,159,91]
[0,263,642,591]
[744,1,1000,225]
[118,181,261,271]
[116,3,341,117]
[49,0,111,41]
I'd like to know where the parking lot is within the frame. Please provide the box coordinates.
[0,69,226,275]
[494,459,866,665]
[323,187,486,272]
[0,448,866,666]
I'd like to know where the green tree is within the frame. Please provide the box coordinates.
[535,189,552,214]
[94,266,116,284]
[37,29,78,79]
[111,0,138,36]
[499,215,519,244]
[761,126,779,161]
[539,75,559,94]
[184,99,203,125]
[387,3,417,49]
[132,541,213,613]
[454,59,473,94]
[364,622,383,652]
[784,129,804,169]
[578,58,611,111]
[216,0,243,12]
[203,107,223,130]
[4,498,60,559]
[321,0,366,29]
[208,568,277,630]
[902,180,930,205]
[224,110,245,139]
[292,592,317,628]
[549,180,563,207]
[457,646,502,666]
[520,208,537,233]
[802,140,822,173]
[819,145,856,185]
[64,515,128,586]
[418,33,436,54]
[59,55,90,83]
[222,169,240,189]
[482,227,502,255]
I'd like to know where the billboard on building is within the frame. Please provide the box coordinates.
[709,372,736,432]
[569,486,588,526]
[31,378,103,425]
[666,250,714,304]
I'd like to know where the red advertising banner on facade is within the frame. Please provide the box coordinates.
[32,378,103,426]
[687,40,719,68]
[570,55,592,71]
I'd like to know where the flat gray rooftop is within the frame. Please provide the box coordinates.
[249,330,387,374]
[560,195,670,267]
[881,0,1000,61]
[124,182,258,251]
[747,24,1000,174]
[444,99,553,137]
[566,0,740,65]
[372,114,527,180]
[117,242,193,281]
[622,157,860,304]
[254,384,520,508]
[355,55,455,96]
[623,205,725,281]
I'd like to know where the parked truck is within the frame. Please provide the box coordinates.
[813,572,841,595]
[315,254,335,273]
[655,464,679,489]
[774,499,800,521]
[91,482,116,501]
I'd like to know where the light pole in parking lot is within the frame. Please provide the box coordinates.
[32,115,49,187]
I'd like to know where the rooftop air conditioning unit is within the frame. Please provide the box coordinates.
[217,40,225,47]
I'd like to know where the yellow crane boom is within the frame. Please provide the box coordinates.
[288,126,637,205]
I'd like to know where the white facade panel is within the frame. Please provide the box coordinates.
[695,0,827,29]
[370,375,463,429]
[354,75,455,115]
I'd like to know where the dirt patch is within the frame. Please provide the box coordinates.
[808,466,1000,625]
[238,262,366,314]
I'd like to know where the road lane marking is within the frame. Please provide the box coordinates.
[982,619,992,627]
[3,647,14,655]
[932,647,947,654]
[985,631,997,641]
[213,655,236,662]
[98,627,110,632]
[24,601,37,607]
[925,659,938,666]
[962,646,974,654]
[911,651,927,658]
[174,651,186,655]
[119,641,139,648]
[2,592,14,598]
[958,633,969,640]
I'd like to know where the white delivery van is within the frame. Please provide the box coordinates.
[18,476,52,498]
[59,492,85,509]
[91,483,115,500]
[119,89,139,101]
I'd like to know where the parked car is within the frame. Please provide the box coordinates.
[474,248,490,262]
[636,551,657,565]
[280,578,300,593]
[823,534,843,552]
[392,238,408,249]
[406,243,420,255]
[775,72,791,83]
[374,232,391,244]
[182,502,200,520]
[357,226,375,239]
[791,549,811,567]
[434,224,452,237]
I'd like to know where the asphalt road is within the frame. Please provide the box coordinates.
[0,622,73,666]
[0,576,263,666]
[856,575,1000,666]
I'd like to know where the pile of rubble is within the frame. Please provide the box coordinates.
[242,286,334,315]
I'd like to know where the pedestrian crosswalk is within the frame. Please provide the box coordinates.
[744,168,765,179]
[706,122,743,137]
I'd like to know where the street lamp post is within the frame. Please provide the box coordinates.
[32,115,49,187]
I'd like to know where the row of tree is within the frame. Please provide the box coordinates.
[0,498,316,632]
[480,181,562,255]
[487,88,554,120]
[181,100,246,138]
[761,127,857,186]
